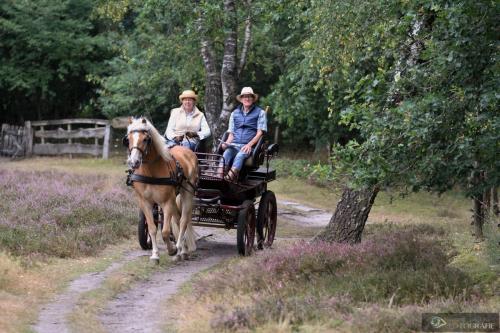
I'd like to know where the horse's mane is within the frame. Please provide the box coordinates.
[128,117,172,162]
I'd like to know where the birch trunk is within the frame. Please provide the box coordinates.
[196,0,253,147]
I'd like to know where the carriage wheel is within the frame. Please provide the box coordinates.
[137,209,160,250]
[257,191,277,249]
[237,200,256,256]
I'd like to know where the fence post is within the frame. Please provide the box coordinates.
[68,123,72,159]
[25,121,33,157]
[102,124,110,159]
[0,124,6,156]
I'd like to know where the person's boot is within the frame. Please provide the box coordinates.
[224,167,239,182]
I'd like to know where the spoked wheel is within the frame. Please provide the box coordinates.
[237,200,256,256]
[257,191,277,249]
[138,206,160,250]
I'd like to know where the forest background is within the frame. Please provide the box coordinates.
[0,0,498,238]
[0,1,498,331]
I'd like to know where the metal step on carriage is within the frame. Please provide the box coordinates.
[138,134,279,256]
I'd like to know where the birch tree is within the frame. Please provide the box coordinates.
[196,0,253,144]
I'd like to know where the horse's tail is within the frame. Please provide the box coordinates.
[171,217,180,239]
[175,192,197,252]
[184,223,197,252]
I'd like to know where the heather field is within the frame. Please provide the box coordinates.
[166,175,499,332]
[0,157,498,333]
[0,161,136,258]
[0,157,139,332]
[170,224,498,332]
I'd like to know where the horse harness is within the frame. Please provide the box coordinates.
[126,160,197,195]
[125,152,196,194]
[124,130,197,194]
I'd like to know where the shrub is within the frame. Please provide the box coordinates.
[271,158,336,187]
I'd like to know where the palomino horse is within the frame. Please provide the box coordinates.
[124,116,198,262]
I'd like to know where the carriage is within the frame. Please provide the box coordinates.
[136,133,279,256]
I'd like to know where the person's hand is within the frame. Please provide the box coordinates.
[221,142,228,151]
[241,144,252,154]
[174,136,183,143]
[185,131,198,138]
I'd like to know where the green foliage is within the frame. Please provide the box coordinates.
[293,0,498,197]
[272,157,335,187]
[0,0,112,122]
[95,0,290,129]
[96,0,205,127]
[265,0,355,149]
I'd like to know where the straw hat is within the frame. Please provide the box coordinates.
[179,90,198,102]
[236,87,259,103]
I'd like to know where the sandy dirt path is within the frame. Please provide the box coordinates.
[32,199,331,333]
[99,230,235,333]
[32,250,147,333]
[278,199,332,227]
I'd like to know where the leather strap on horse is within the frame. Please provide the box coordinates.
[126,159,197,195]
[126,160,180,187]
[128,173,179,186]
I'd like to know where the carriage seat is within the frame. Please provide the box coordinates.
[216,132,266,170]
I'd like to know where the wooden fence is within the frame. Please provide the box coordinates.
[0,123,28,158]
[0,119,111,159]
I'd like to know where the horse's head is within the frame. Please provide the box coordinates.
[124,117,152,169]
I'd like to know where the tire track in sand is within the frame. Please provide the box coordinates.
[32,250,147,333]
[98,229,235,333]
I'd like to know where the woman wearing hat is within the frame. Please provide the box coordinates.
[165,89,211,151]
[221,86,267,182]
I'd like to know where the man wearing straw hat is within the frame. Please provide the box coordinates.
[164,89,211,151]
[220,86,267,182]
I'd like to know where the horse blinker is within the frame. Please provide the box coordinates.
[122,135,130,148]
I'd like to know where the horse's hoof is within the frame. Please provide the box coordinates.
[168,247,178,256]
[172,254,182,262]
[150,257,160,265]
[181,253,189,261]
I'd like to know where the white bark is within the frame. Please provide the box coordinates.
[195,0,254,145]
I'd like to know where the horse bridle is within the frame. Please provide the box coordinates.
[123,129,152,160]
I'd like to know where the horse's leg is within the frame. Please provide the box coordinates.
[161,198,179,256]
[166,194,183,261]
[183,192,197,254]
[140,200,160,263]
[171,194,181,240]
[177,189,196,260]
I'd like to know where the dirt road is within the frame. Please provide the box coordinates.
[32,200,331,333]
